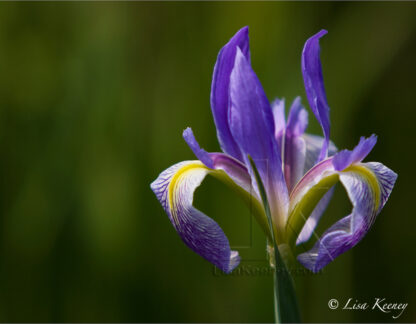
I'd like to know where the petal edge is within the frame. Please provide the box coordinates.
[151,161,240,273]
[297,162,397,272]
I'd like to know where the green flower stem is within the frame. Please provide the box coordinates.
[248,156,301,323]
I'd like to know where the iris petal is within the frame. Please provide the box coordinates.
[286,97,308,137]
[297,162,397,272]
[296,187,334,245]
[286,158,339,248]
[183,126,271,236]
[151,161,240,273]
[292,134,338,244]
[210,26,250,162]
[285,136,396,272]
[271,98,286,146]
[182,126,253,193]
[229,47,289,227]
[284,136,306,193]
[333,134,377,171]
[283,98,308,192]
[183,127,214,169]
[303,134,337,172]
[302,30,331,162]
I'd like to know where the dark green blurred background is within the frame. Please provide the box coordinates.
[0,2,415,322]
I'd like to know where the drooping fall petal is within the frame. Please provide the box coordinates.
[285,136,396,272]
[151,161,242,273]
[294,134,338,244]
[182,127,271,236]
[297,162,397,272]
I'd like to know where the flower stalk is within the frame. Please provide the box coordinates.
[249,156,301,323]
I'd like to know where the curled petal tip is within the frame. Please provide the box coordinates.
[182,127,192,138]
[183,127,214,168]
[225,251,241,273]
[333,135,378,171]
[302,28,331,163]
[316,29,328,37]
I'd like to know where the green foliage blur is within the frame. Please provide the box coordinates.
[0,2,415,322]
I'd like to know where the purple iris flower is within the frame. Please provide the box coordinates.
[151,27,397,274]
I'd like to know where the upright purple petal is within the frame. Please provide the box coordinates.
[283,98,308,192]
[210,27,250,161]
[297,162,397,272]
[271,98,286,146]
[229,48,288,225]
[333,135,377,171]
[283,136,306,193]
[302,30,330,162]
[286,97,308,137]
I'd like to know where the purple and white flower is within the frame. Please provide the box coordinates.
[151,27,397,274]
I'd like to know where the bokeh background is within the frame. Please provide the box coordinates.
[0,1,415,322]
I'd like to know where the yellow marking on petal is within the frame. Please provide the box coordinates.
[167,161,272,240]
[286,173,339,247]
[286,163,382,247]
[168,161,208,226]
[343,164,381,212]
